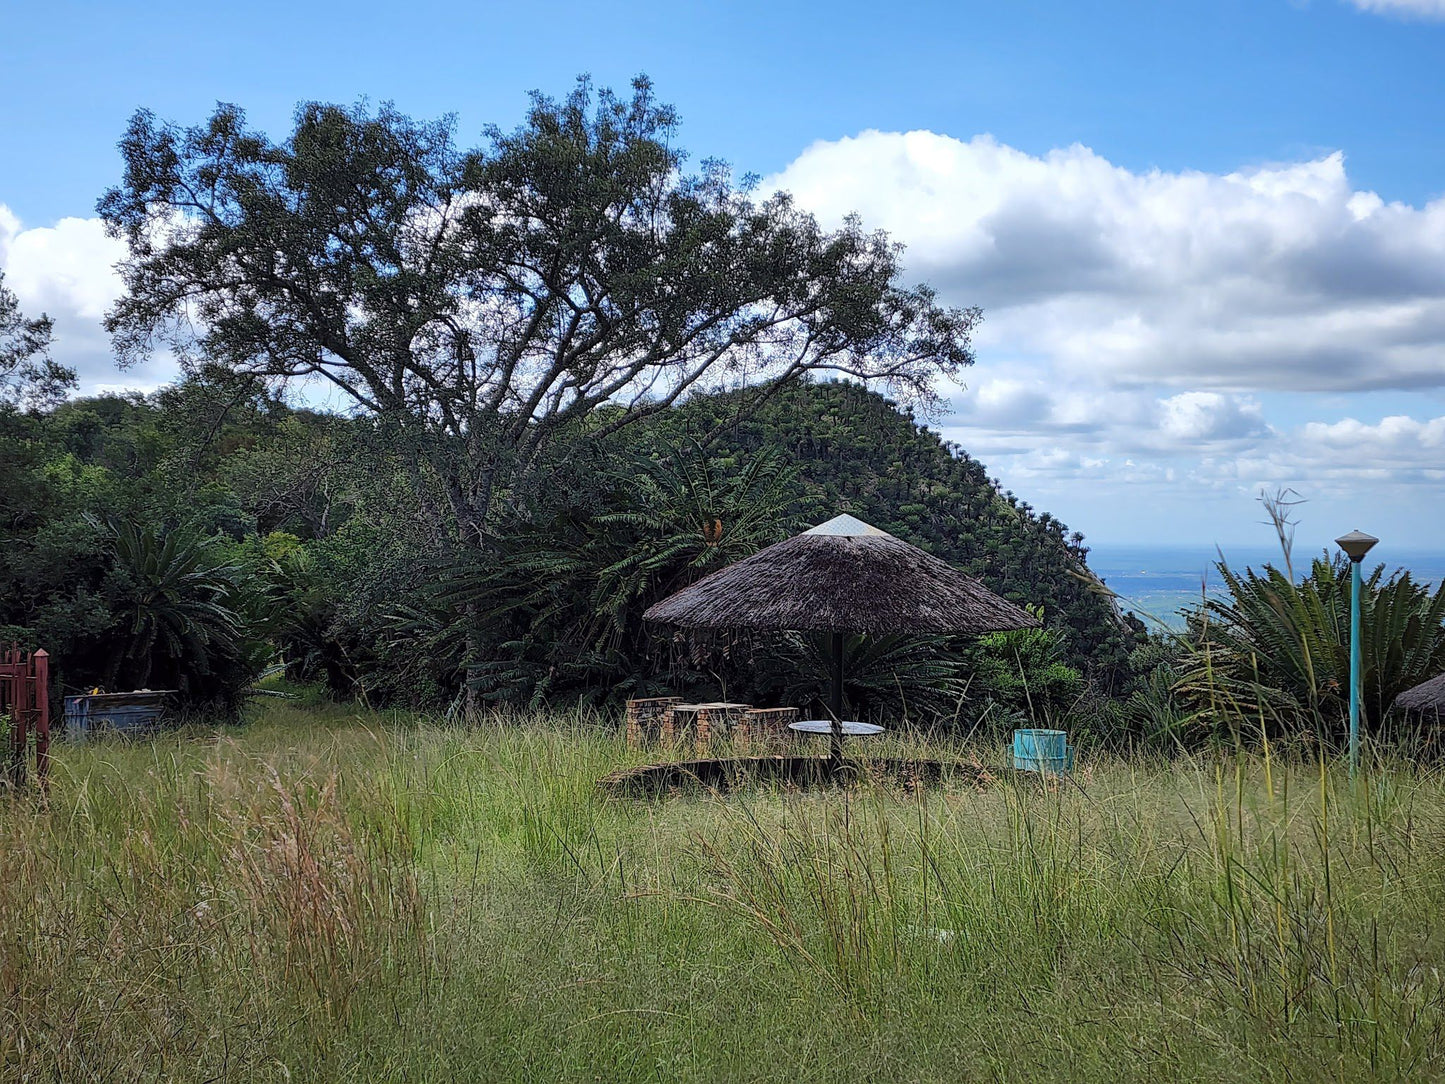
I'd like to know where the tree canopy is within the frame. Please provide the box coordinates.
[1,270,71,410]
[100,76,980,549]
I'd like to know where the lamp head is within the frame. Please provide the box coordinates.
[1335,529,1379,562]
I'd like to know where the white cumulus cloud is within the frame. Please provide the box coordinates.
[1347,0,1445,18]
[0,204,172,394]
[1158,392,1269,442]
[768,133,1445,393]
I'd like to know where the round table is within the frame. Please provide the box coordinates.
[789,720,885,737]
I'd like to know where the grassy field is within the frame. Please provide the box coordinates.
[5,699,1445,1082]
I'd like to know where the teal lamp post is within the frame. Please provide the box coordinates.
[1335,529,1378,778]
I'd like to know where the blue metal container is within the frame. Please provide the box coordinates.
[64,692,170,740]
[1012,728,1074,774]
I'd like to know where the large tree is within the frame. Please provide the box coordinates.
[100,76,979,553]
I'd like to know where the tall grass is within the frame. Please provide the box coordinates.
[4,699,1445,1081]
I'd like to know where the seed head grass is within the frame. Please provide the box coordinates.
[3,699,1445,1081]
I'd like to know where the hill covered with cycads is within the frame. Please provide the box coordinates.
[1,375,1138,710]
[674,380,1138,687]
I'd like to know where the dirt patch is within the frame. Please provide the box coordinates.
[599,755,990,797]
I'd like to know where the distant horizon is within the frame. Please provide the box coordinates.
[1086,539,1445,561]
[1085,539,1445,553]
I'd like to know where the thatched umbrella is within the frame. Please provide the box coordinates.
[644,513,1040,762]
[1395,673,1445,726]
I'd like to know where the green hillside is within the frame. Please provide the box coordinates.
[677,380,1138,687]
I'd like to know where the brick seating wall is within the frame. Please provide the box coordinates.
[733,707,800,750]
[625,697,681,747]
[693,704,752,749]
[626,698,799,753]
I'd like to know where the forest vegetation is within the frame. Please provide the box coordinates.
[0,373,1130,718]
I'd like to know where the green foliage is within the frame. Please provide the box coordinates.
[965,625,1085,722]
[758,630,970,724]
[0,269,72,410]
[453,442,803,707]
[8,704,1445,1080]
[677,380,1141,689]
[67,76,1157,722]
[429,382,1129,718]
[100,76,978,560]
[1112,638,1192,747]
[2,373,1146,723]
[1178,552,1445,748]
[0,388,284,714]
[0,409,118,682]
[100,520,267,712]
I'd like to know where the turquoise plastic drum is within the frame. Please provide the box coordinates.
[1012,728,1073,774]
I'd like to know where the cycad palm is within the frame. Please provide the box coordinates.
[764,630,970,723]
[417,442,801,704]
[105,521,248,692]
[1179,552,1445,744]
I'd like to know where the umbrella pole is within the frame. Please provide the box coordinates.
[829,630,844,769]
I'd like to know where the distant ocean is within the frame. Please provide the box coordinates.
[1086,543,1445,629]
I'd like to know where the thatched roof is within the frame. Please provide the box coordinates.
[1395,673,1445,716]
[644,513,1040,635]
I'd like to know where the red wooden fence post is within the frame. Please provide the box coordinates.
[1,644,50,790]
[33,649,50,788]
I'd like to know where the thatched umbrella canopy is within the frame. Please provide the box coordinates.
[645,513,1039,635]
[1395,673,1445,722]
[644,513,1039,760]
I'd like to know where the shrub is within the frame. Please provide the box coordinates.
[965,626,1084,724]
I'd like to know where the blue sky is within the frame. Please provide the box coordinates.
[3,0,1444,550]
